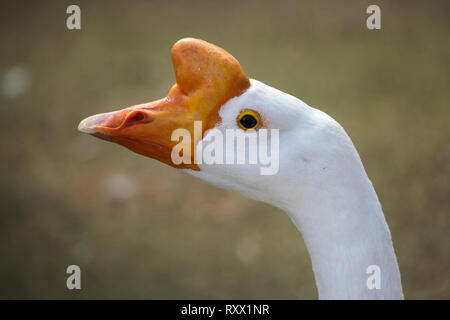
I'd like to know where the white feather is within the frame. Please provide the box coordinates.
[187,79,404,299]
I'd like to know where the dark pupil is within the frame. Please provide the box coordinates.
[240,115,257,128]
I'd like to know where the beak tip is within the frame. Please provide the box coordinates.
[78,111,124,134]
[78,118,97,134]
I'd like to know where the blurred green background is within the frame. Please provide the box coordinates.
[0,0,449,299]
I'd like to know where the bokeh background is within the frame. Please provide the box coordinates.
[0,0,449,299]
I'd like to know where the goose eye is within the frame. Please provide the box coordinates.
[237,110,261,130]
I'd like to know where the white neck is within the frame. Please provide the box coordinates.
[283,155,404,299]
[189,80,404,299]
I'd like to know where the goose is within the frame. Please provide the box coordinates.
[78,38,404,300]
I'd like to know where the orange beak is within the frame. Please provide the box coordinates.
[78,38,250,170]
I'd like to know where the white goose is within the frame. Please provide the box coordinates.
[78,38,404,299]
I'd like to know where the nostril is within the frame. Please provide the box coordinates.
[124,111,146,127]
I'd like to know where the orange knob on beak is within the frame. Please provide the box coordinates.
[78,38,250,170]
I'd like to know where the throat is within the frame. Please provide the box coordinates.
[284,170,404,299]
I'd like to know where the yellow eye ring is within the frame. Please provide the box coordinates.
[237,110,261,130]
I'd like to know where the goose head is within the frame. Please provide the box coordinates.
[78,37,349,210]
[78,38,404,299]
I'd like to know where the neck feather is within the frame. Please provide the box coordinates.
[284,152,403,299]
